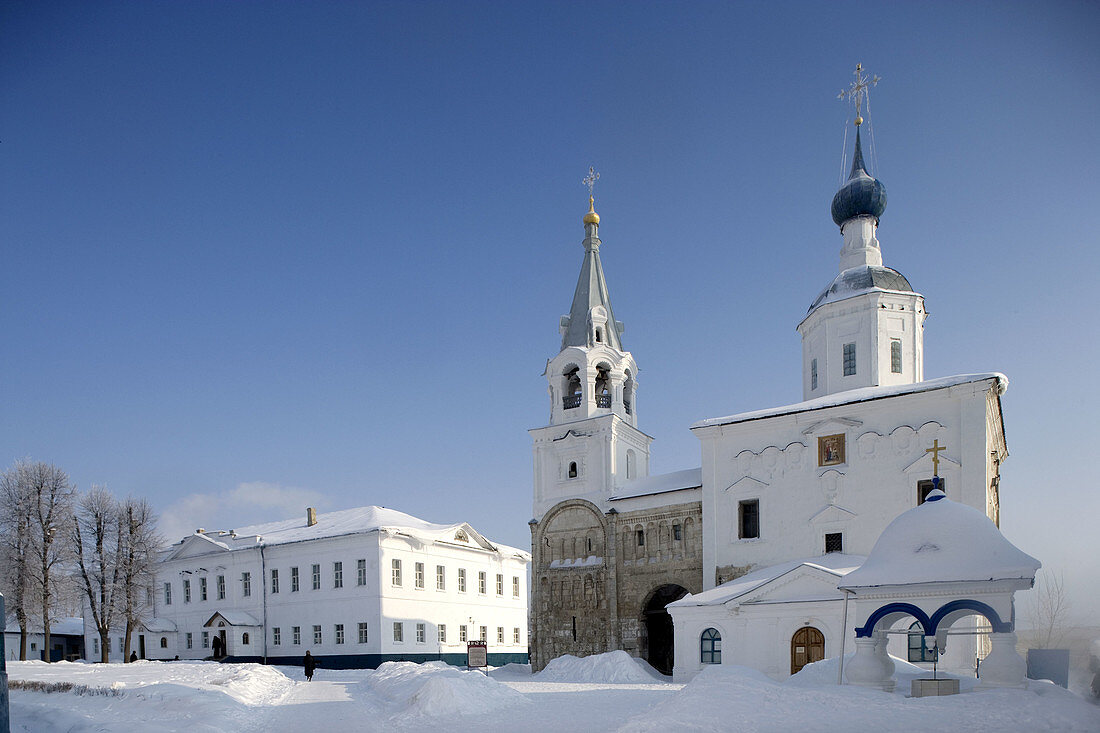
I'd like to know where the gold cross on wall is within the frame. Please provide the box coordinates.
[926,439,947,477]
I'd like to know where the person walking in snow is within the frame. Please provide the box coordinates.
[303,650,316,681]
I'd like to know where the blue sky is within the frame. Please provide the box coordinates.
[2,2,1098,620]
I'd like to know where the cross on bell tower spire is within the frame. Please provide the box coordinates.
[838,63,881,127]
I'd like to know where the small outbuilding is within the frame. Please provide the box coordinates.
[839,489,1040,690]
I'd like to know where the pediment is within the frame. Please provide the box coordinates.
[801,416,863,436]
[740,566,847,605]
[724,476,769,492]
[808,504,857,524]
[552,429,592,444]
[163,533,231,562]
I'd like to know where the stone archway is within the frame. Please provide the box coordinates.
[640,584,688,675]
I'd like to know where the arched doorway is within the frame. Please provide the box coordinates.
[791,626,825,675]
[640,584,688,675]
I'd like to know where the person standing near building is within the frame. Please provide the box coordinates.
[303,650,316,682]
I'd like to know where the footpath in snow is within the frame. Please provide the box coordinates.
[7,652,1100,732]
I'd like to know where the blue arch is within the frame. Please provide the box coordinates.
[929,599,1011,634]
[854,603,931,638]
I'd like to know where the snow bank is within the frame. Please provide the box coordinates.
[535,651,658,683]
[369,660,528,716]
[784,653,933,687]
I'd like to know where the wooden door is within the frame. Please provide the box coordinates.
[790,626,825,675]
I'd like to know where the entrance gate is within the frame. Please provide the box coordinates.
[640,585,688,675]
[791,626,825,675]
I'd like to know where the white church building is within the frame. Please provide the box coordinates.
[531,69,1014,683]
[85,506,529,668]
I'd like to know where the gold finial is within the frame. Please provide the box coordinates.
[582,166,600,226]
[838,63,880,127]
[926,438,947,477]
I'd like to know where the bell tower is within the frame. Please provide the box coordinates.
[530,171,652,519]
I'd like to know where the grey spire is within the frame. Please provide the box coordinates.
[559,205,624,351]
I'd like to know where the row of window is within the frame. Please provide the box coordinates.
[270,623,523,646]
[810,339,903,390]
[390,561,520,598]
[164,563,523,605]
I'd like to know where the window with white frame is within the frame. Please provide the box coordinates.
[271,568,279,594]
[700,628,721,664]
[416,623,425,643]
[513,576,520,597]
[891,338,903,373]
[164,582,172,605]
[357,559,366,586]
[292,626,301,645]
[439,624,447,642]
[459,625,467,642]
[200,576,207,601]
[358,622,368,644]
[335,624,344,645]
[436,564,445,590]
[312,564,321,590]
[216,575,225,600]
[497,627,504,644]
[513,627,521,644]
[242,572,251,597]
[291,567,299,592]
[272,628,280,646]
[458,568,467,592]
[393,622,403,643]
[93,638,100,656]
[313,625,322,645]
[415,562,424,589]
[333,561,343,589]
[479,626,487,642]
[496,573,504,596]
[186,632,193,649]
[202,631,209,649]
[392,559,402,586]
[183,579,191,602]
[478,571,487,594]
[843,342,856,376]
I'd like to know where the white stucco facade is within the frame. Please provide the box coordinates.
[85,506,529,668]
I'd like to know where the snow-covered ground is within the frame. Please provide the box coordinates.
[7,652,1099,732]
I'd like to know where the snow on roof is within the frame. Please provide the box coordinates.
[172,505,529,561]
[609,468,702,501]
[4,617,84,636]
[205,611,261,627]
[141,618,178,633]
[669,554,866,608]
[840,491,1040,589]
[691,373,1008,430]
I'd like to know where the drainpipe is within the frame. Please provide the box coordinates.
[260,543,268,665]
[837,589,851,685]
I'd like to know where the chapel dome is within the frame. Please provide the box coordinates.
[808,264,913,312]
[840,490,1041,589]
[830,127,887,227]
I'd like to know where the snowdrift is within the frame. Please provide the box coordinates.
[369,660,528,716]
[536,650,658,683]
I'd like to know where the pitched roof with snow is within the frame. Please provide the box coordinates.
[165,505,529,561]
[839,491,1040,589]
[609,468,702,501]
[668,553,866,608]
[4,616,85,636]
[204,611,261,627]
[691,373,1007,430]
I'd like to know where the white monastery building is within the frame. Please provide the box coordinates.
[86,506,530,668]
[531,68,1017,684]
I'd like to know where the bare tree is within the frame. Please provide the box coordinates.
[1026,569,1072,649]
[23,462,76,662]
[0,461,40,660]
[72,486,124,663]
[118,497,161,662]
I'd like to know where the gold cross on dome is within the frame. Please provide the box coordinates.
[838,63,881,124]
[583,166,600,196]
[926,439,947,477]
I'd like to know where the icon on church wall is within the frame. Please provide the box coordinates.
[818,434,846,466]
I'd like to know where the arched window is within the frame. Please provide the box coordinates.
[160,637,167,648]
[907,621,936,662]
[700,628,721,664]
[562,366,582,409]
[568,462,578,479]
[242,632,250,645]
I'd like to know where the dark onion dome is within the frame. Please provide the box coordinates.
[809,265,913,312]
[831,127,887,227]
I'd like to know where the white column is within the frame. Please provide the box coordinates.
[975,632,1027,689]
[845,637,887,688]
